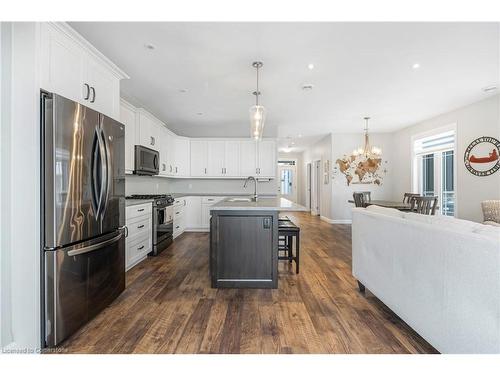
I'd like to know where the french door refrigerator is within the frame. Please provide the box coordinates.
[41,92,126,347]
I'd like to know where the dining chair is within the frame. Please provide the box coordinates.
[403,193,420,204]
[481,200,500,224]
[353,192,369,207]
[411,196,438,215]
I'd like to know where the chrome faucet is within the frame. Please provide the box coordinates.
[244,176,258,201]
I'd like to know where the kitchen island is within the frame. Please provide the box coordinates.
[209,197,307,289]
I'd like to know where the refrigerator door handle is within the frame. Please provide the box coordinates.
[67,231,123,257]
[98,120,111,219]
[91,128,101,217]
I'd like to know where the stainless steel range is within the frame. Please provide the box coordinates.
[126,194,174,255]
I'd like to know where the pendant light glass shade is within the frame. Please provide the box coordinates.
[249,104,266,140]
[249,61,266,140]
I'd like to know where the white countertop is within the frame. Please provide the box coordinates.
[125,199,154,207]
[210,197,308,212]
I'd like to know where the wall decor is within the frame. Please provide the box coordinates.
[323,159,330,184]
[464,136,500,177]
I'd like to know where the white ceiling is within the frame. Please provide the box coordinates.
[70,22,499,152]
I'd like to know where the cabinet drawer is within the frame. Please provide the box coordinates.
[127,215,151,239]
[126,233,151,265]
[126,203,152,220]
[173,198,186,207]
[173,206,184,219]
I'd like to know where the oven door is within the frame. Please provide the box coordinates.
[155,205,173,245]
[134,145,159,175]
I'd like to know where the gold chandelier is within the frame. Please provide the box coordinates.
[352,117,382,158]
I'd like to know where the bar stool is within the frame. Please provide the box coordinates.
[278,220,300,274]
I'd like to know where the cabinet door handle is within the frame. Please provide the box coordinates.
[175,211,180,214]
[150,136,155,146]
[137,245,145,250]
[137,208,145,212]
[90,87,96,103]
[137,224,145,229]
[204,168,207,174]
[83,83,90,100]
[162,163,166,171]
[175,226,180,229]
[175,166,178,173]
[170,165,173,172]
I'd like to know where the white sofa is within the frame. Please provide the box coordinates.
[352,205,500,354]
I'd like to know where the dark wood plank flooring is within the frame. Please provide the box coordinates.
[59,212,437,354]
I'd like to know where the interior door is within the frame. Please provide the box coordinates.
[99,114,125,232]
[278,164,297,202]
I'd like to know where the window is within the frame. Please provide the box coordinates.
[413,128,456,216]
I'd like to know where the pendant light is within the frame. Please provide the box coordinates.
[352,117,382,158]
[249,61,266,141]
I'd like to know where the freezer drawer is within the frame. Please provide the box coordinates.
[44,230,125,347]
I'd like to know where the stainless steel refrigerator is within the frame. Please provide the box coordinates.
[41,92,126,347]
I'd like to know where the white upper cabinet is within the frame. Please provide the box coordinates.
[158,126,172,176]
[207,141,226,176]
[257,140,277,177]
[119,100,137,174]
[190,140,208,177]
[40,23,128,120]
[174,138,190,176]
[239,140,258,176]
[137,110,161,151]
[122,102,276,179]
[224,141,240,176]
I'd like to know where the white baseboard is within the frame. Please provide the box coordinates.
[184,228,209,233]
[320,216,352,224]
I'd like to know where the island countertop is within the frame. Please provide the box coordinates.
[210,197,307,211]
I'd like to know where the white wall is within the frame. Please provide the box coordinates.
[0,22,41,350]
[300,134,333,219]
[331,133,395,222]
[392,95,500,222]
[126,175,279,196]
[168,178,279,195]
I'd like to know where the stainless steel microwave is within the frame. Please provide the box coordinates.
[134,145,159,175]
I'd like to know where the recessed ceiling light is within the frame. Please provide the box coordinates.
[302,84,314,91]
[298,134,302,138]
[412,63,420,69]
[482,85,498,93]
[144,43,156,50]
[308,63,314,70]
[179,89,188,93]
[196,112,203,115]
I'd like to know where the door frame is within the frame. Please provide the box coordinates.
[310,160,321,216]
[277,158,298,203]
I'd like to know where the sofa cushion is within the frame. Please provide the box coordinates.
[473,225,500,242]
[484,221,500,227]
[365,204,405,218]
[404,212,484,234]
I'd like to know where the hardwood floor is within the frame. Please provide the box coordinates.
[59,212,438,354]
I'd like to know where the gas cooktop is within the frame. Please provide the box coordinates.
[126,194,172,199]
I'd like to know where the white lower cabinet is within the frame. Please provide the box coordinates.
[125,203,152,271]
[173,198,186,238]
[184,196,202,229]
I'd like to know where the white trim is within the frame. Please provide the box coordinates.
[411,123,458,217]
[320,216,352,224]
[48,22,129,80]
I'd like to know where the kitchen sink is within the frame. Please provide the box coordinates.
[226,197,255,202]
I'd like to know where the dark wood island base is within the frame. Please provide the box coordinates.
[210,210,278,289]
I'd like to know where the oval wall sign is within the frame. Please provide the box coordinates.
[464,136,500,176]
